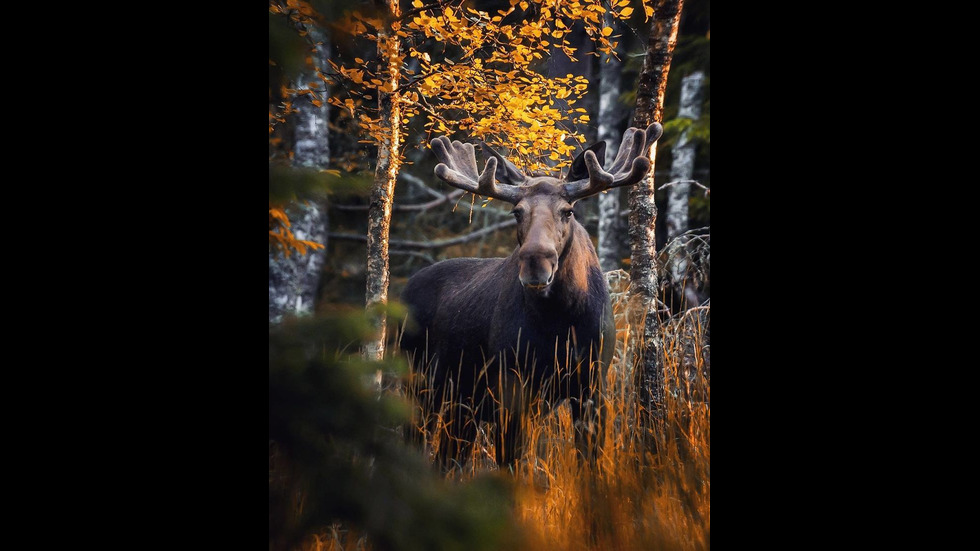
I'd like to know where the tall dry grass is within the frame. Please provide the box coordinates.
[507,270,709,550]
[303,269,709,550]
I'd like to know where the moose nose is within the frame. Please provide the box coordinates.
[518,248,558,289]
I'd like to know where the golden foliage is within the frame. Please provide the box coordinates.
[268,0,655,251]
[269,205,326,257]
[322,0,646,177]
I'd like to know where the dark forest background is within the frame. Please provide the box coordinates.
[269,0,709,316]
[268,1,714,549]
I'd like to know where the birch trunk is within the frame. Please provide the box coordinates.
[597,10,624,273]
[666,70,704,308]
[364,3,402,361]
[628,0,684,414]
[269,27,331,324]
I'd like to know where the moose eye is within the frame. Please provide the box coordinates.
[561,209,574,220]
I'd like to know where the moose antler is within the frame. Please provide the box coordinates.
[561,123,664,201]
[431,136,524,204]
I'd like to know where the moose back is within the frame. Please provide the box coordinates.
[400,124,663,469]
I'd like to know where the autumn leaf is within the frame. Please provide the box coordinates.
[313,0,612,173]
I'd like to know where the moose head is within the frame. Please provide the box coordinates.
[431,123,663,293]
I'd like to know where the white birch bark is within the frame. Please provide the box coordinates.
[364,4,402,361]
[666,71,704,308]
[597,10,624,273]
[269,28,331,324]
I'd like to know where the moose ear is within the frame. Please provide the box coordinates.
[567,141,606,181]
[480,142,528,186]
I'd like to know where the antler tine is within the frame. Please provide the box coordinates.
[562,123,664,201]
[431,136,521,204]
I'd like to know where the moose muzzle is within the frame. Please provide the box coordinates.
[518,247,558,290]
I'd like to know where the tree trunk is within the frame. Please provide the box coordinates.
[628,0,684,414]
[666,70,704,309]
[269,27,331,324]
[597,10,625,273]
[364,2,402,361]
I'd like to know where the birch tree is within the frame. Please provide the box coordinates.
[362,0,405,361]
[665,70,704,309]
[628,0,684,413]
[596,9,625,272]
[269,17,332,324]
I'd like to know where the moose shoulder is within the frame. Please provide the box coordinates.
[401,124,663,470]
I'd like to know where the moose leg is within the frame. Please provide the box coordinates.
[570,369,606,466]
[436,402,478,472]
[570,396,602,465]
[493,370,527,469]
[494,402,525,469]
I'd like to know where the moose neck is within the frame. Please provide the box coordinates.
[520,220,597,313]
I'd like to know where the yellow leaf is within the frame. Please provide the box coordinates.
[270,208,288,223]
[519,1,528,10]
[617,0,630,6]
[620,7,634,17]
[412,0,423,7]
[645,5,654,18]
[601,26,613,36]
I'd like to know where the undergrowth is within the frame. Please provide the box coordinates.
[300,270,709,550]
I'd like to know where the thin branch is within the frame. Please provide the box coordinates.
[658,179,710,196]
[401,171,445,199]
[671,226,710,237]
[328,219,516,250]
[659,227,710,264]
[334,189,466,212]
[397,2,446,24]
[390,249,436,264]
[403,172,513,217]
[678,303,710,321]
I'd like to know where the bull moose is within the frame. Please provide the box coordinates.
[401,123,663,470]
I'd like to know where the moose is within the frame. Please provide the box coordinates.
[401,123,663,470]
